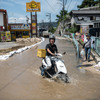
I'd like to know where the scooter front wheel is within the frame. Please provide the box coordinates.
[58,74,69,83]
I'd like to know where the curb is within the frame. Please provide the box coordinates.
[0,37,45,61]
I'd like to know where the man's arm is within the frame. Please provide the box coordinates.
[47,48,55,56]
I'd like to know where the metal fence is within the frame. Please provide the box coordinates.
[64,34,79,58]
[95,38,100,56]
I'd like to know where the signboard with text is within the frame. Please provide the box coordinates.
[26,1,41,12]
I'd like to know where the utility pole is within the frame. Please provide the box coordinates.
[30,12,32,38]
[0,0,1,9]
[46,13,51,29]
[26,16,29,24]
[99,0,100,9]
[58,0,67,31]
[42,20,44,28]
[63,0,65,28]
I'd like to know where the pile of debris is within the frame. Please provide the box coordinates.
[16,38,41,44]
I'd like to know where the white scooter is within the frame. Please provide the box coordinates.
[40,52,69,83]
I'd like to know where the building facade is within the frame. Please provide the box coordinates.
[0,9,8,31]
[70,10,100,34]
[8,23,30,40]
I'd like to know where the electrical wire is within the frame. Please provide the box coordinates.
[66,0,73,10]
[67,0,79,11]
[45,0,58,13]
[65,0,67,6]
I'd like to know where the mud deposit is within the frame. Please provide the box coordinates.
[0,39,100,100]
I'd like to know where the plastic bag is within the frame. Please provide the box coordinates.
[80,49,85,58]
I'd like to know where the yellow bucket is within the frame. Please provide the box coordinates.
[37,49,46,58]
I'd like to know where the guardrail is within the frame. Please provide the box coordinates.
[72,33,80,58]
[64,34,79,58]
[95,38,100,56]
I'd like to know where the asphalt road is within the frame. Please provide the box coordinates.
[0,38,100,100]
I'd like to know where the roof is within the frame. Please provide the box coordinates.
[0,9,7,13]
[80,6,99,10]
[71,10,100,15]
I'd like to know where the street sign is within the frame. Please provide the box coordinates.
[26,1,41,12]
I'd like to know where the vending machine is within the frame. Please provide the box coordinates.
[5,31,11,42]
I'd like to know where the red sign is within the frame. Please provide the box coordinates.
[0,26,3,31]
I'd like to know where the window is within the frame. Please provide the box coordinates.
[90,16,93,20]
[90,16,96,20]
[23,31,29,36]
[94,23,100,28]
[78,17,84,21]
[99,23,100,28]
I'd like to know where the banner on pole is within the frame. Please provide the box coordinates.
[32,15,37,35]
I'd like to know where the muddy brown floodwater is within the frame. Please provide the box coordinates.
[0,38,100,100]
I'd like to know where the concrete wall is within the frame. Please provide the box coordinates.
[0,12,4,26]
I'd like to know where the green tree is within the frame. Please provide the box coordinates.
[56,9,69,23]
[49,27,56,34]
[77,0,99,8]
[68,24,78,33]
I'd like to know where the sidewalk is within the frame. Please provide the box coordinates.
[78,39,100,74]
[63,35,100,74]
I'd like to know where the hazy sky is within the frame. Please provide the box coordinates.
[0,0,83,23]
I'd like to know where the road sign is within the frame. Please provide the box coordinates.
[26,1,41,12]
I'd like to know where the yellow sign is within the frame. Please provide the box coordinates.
[32,23,36,26]
[5,31,11,42]
[26,1,41,12]
[32,30,36,33]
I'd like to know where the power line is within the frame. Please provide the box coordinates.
[45,0,57,13]
[67,0,79,11]
[74,0,79,9]
[65,0,68,6]
[71,0,80,11]
[66,0,73,10]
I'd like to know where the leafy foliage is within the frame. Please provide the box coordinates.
[56,9,69,23]
[77,0,99,8]
[66,24,78,33]
[49,27,56,34]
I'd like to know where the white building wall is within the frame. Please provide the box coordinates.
[0,12,4,26]
[71,16,75,26]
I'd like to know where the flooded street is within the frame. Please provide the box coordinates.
[0,38,100,100]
